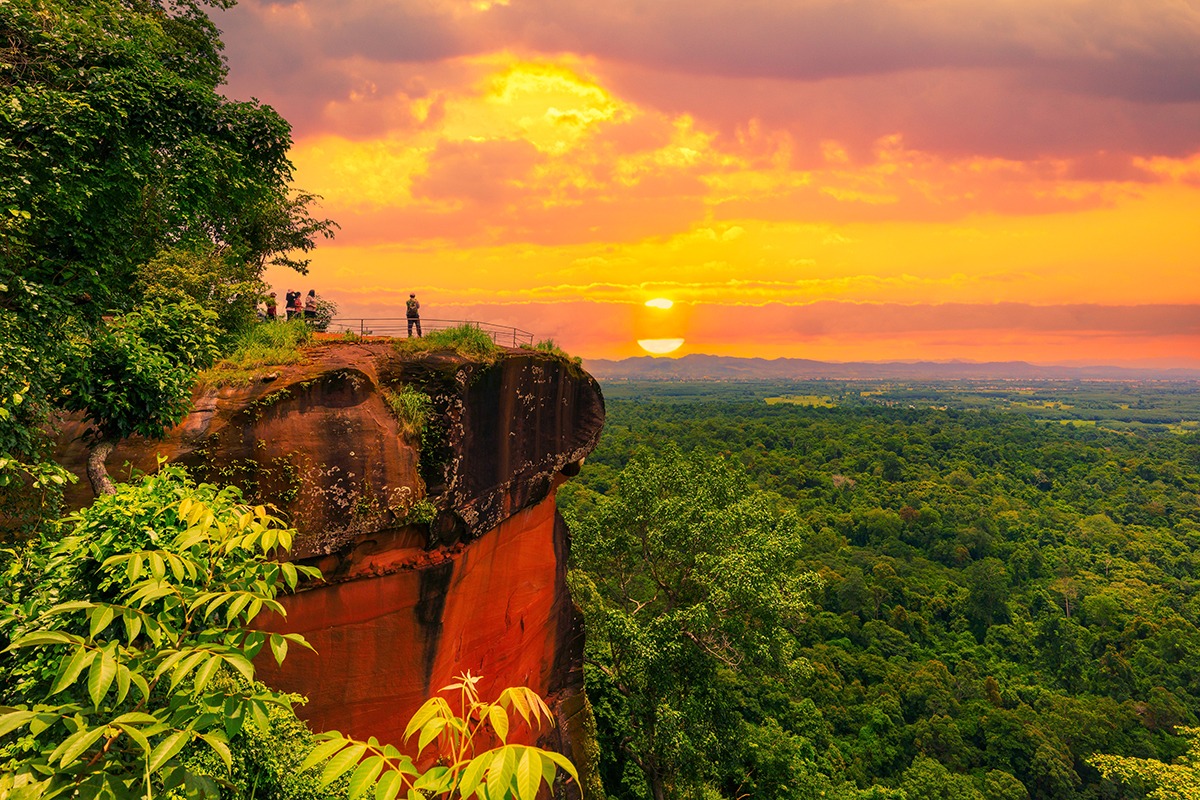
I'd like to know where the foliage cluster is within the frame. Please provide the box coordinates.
[306,672,579,799]
[565,445,822,800]
[561,397,1200,800]
[382,386,434,440]
[0,0,334,509]
[0,466,318,798]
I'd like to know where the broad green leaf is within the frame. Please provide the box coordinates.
[0,710,36,738]
[488,705,509,743]
[50,647,92,695]
[6,631,74,649]
[192,653,221,692]
[220,651,255,683]
[404,697,447,742]
[487,747,516,799]
[88,605,114,639]
[413,766,452,792]
[87,651,117,707]
[417,716,447,753]
[169,649,209,691]
[299,736,350,773]
[502,685,531,725]
[457,752,492,798]
[122,609,142,642]
[149,729,191,772]
[199,732,232,771]
[516,748,540,800]
[115,722,151,755]
[269,633,288,666]
[348,755,385,800]
[320,743,368,789]
[51,724,107,767]
[115,663,131,704]
[541,749,580,782]
[374,770,404,800]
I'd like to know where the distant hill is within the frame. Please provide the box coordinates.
[583,354,1200,381]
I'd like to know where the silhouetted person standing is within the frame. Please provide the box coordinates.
[406,293,422,337]
[266,292,277,320]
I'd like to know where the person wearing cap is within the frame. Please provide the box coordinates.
[406,293,422,337]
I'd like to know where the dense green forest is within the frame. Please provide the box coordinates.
[560,391,1200,800]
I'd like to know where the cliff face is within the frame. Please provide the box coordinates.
[54,341,604,784]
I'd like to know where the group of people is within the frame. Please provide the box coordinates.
[261,289,424,337]
[264,289,318,322]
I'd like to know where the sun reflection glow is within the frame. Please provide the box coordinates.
[645,297,674,309]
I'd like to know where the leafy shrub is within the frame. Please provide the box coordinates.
[0,466,319,798]
[394,324,499,362]
[306,671,580,799]
[199,320,313,387]
[382,386,433,439]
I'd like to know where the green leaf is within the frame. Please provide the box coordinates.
[122,609,142,642]
[87,651,117,707]
[457,752,492,798]
[413,766,451,792]
[220,652,255,683]
[374,770,404,800]
[516,748,541,800]
[169,649,209,691]
[199,732,232,771]
[50,647,93,695]
[268,633,288,666]
[192,653,221,692]
[149,729,191,772]
[320,743,368,789]
[6,630,74,649]
[51,724,107,767]
[541,749,580,782]
[417,716,447,753]
[0,709,36,738]
[348,755,385,800]
[88,605,115,639]
[488,704,509,743]
[115,663,131,704]
[487,747,516,799]
[299,735,350,773]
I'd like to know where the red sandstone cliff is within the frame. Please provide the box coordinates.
[54,341,605,795]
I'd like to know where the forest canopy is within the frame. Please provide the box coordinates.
[560,396,1200,800]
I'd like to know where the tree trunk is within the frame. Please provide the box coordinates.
[86,437,117,496]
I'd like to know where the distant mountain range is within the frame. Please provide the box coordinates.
[582,354,1200,382]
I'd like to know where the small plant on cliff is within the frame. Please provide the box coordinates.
[0,466,319,798]
[302,671,579,800]
[393,324,499,363]
[382,386,434,440]
[199,319,313,387]
[521,339,584,373]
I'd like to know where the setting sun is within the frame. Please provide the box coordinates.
[645,298,674,309]
[638,338,685,355]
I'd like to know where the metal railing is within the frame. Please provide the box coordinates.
[326,318,536,348]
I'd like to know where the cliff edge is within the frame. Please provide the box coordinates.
[54,340,605,794]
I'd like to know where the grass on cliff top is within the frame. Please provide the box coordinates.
[521,338,584,373]
[198,320,313,387]
[393,323,500,363]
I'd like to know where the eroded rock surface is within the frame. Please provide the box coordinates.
[54,341,604,794]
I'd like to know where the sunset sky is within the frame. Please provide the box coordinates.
[219,0,1200,365]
